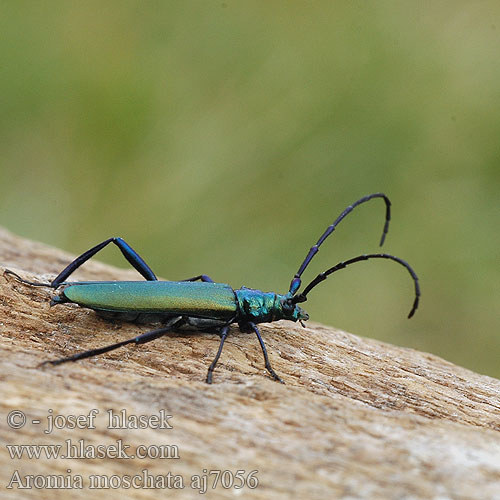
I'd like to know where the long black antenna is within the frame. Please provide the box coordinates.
[288,193,391,295]
[290,253,420,318]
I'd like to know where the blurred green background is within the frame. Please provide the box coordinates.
[1,2,499,377]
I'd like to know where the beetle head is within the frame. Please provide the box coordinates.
[281,296,309,323]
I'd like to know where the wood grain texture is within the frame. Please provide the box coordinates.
[0,226,499,499]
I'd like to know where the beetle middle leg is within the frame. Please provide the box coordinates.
[206,325,230,384]
[181,275,214,283]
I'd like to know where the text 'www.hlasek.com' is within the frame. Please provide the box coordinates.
[5,408,259,493]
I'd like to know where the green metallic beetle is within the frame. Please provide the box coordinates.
[5,193,420,383]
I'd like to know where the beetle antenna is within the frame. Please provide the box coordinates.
[290,253,420,319]
[288,193,391,295]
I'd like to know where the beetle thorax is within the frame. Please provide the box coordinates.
[234,287,308,324]
[235,287,282,323]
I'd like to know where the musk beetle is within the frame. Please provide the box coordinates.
[5,193,420,383]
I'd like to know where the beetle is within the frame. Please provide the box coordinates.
[4,193,420,383]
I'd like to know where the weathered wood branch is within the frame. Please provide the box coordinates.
[1,226,499,499]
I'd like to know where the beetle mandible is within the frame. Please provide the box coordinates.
[5,193,420,383]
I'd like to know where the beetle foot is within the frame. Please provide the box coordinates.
[266,366,284,384]
[4,269,52,287]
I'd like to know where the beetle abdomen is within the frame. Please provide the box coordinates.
[61,281,237,320]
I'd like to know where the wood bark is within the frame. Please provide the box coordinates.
[0,226,499,499]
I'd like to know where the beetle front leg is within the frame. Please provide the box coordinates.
[246,322,284,383]
[206,325,230,384]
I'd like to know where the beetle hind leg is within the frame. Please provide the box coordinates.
[38,316,184,367]
[51,237,158,288]
[3,269,53,287]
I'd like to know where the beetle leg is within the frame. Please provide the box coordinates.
[38,316,184,367]
[51,237,157,287]
[247,322,284,383]
[3,269,52,287]
[206,325,230,384]
[181,275,214,283]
